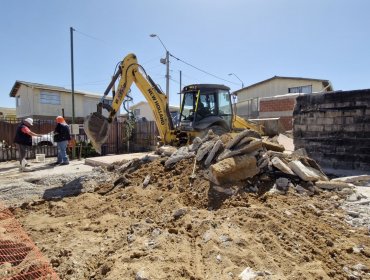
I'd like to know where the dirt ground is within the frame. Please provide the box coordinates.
[1,157,370,280]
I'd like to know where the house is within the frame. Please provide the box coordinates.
[234,76,333,118]
[0,107,16,120]
[9,81,113,121]
[121,101,180,122]
[234,76,333,130]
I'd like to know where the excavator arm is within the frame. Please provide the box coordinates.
[84,53,176,153]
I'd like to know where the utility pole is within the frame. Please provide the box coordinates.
[179,70,182,109]
[150,34,170,104]
[70,27,76,159]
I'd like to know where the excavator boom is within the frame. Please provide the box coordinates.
[84,53,175,153]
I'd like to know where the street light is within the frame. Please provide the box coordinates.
[150,34,170,103]
[228,73,244,89]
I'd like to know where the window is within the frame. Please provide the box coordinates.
[288,85,312,94]
[40,91,61,105]
[133,109,140,116]
[16,96,20,107]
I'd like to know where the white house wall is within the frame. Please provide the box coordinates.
[15,84,108,119]
[16,85,34,118]
[238,79,326,102]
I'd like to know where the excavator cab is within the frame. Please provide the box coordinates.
[179,84,233,135]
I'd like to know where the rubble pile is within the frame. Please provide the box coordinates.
[160,129,332,196]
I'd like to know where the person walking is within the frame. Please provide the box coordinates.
[14,118,42,171]
[53,116,71,165]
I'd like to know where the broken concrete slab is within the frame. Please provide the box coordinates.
[271,157,295,175]
[277,133,294,153]
[225,129,261,150]
[204,140,223,166]
[217,139,262,161]
[165,147,195,167]
[209,154,259,185]
[85,152,155,167]
[331,175,370,184]
[196,138,220,161]
[315,180,353,190]
[262,140,285,152]
[156,145,177,156]
[288,160,327,182]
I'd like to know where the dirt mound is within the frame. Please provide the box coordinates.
[9,153,370,280]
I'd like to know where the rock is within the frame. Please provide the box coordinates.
[209,155,259,185]
[271,157,295,175]
[276,178,290,191]
[143,175,151,188]
[135,269,150,280]
[173,208,187,220]
[288,160,326,182]
[353,263,369,272]
[315,181,352,190]
[239,267,258,280]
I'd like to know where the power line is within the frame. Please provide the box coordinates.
[73,29,107,43]
[169,53,240,86]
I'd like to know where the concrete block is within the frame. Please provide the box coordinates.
[209,155,259,185]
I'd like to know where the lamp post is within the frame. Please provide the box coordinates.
[150,34,170,103]
[228,73,244,89]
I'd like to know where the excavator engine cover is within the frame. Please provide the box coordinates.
[83,112,111,154]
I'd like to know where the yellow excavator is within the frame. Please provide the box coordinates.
[84,53,264,153]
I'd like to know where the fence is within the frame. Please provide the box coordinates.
[0,118,159,162]
[0,202,59,279]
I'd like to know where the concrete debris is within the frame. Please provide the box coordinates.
[204,140,223,167]
[225,129,261,150]
[332,175,370,185]
[188,137,202,152]
[315,180,352,190]
[288,160,327,182]
[165,146,195,168]
[117,158,143,174]
[277,133,294,153]
[143,175,151,188]
[271,157,295,175]
[209,155,259,185]
[196,138,220,161]
[156,145,177,156]
[217,138,262,161]
[262,139,285,152]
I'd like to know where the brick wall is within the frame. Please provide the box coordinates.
[293,89,370,171]
[259,94,297,131]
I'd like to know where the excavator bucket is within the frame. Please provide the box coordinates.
[83,112,111,154]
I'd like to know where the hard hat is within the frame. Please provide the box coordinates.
[56,116,65,123]
[24,118,33,126]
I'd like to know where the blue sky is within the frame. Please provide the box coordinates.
[1,0,369,108]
